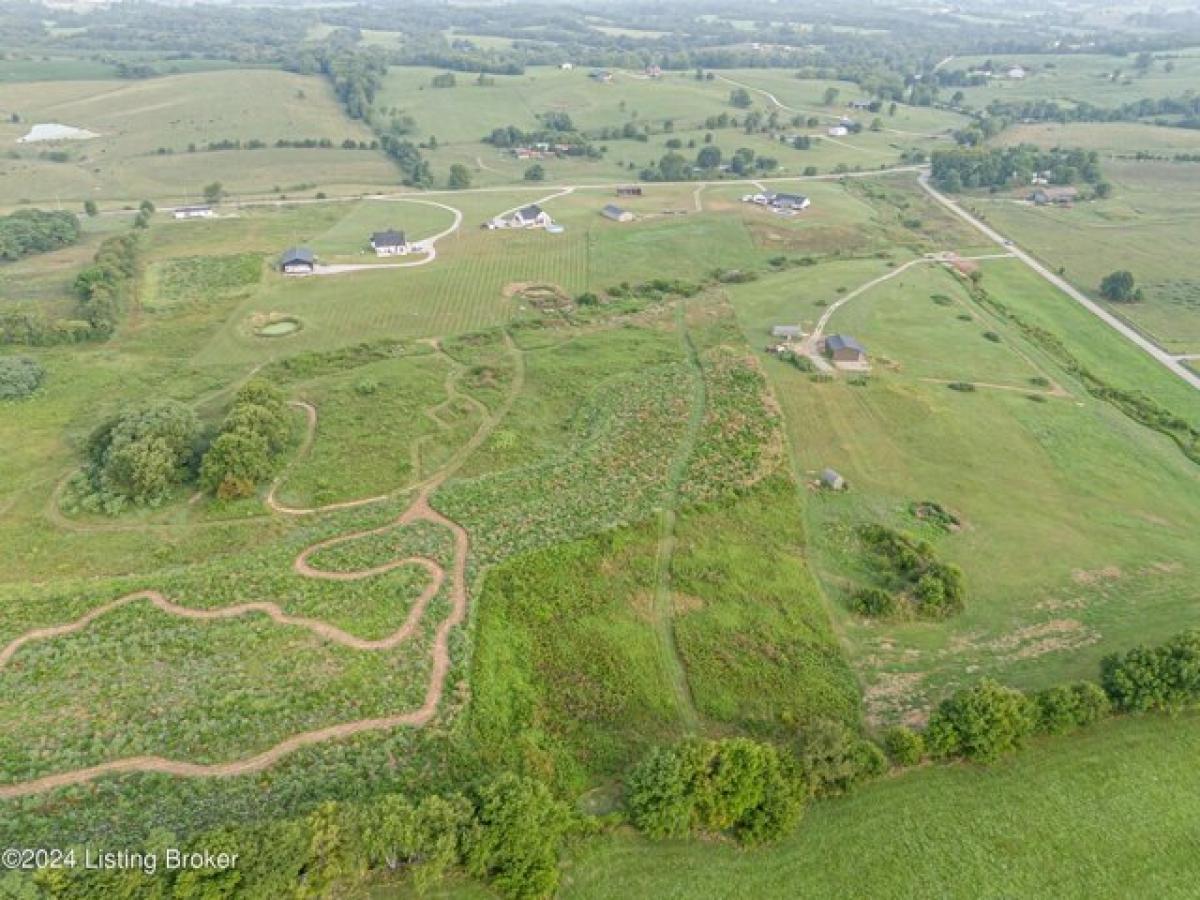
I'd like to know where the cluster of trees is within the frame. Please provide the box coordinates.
[76,400,204,513]
[0,355,45,400]
[852,523,966,619]
[72,232,140,339]
[626,738,807,845]
[0,208,80,262]
[379,135,433,187]
[198,379,291,500]
[187,137,379,152]
[483,123,595,156]
[977,92,1200,132]
[640,143,776,182]
[931,145,1103,192]
[30,773,576,899]
[1099,270,1143,303]
[1101,629,1200,713]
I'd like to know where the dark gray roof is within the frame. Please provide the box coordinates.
[821,468,845,485]
[601,204,628,219]
[371,229,406,247]
[826,334,865,354]
[770,192,809,205]
[280,246,314,265]
[517,204,544,219]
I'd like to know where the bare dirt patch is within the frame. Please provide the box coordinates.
[863,671,928,727]
[671,593,704,615]
[1071,565,1122,585]
[983,619,1100,661]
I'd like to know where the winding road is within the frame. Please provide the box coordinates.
[311,198,464,276]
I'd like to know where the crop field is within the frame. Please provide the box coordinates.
[966,161,1200,354]
[559,711,1200,899]
[950,47,1200,111]
[0,70,397,205]
[726,248,1200,726]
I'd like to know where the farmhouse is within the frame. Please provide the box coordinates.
[369,229,409,256]
[824,334,867,364]
[828,125,849,137]
[1030,186,1078,206]
[279,247,315,275]
[173,205,215,220]
[601,204,634,222]
[771,325,804,340]
[768,192,811,211]
[509,204,553,228]
[617,185,643,197]
[644,64,663,78]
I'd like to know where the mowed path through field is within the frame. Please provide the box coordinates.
[0,335,527,800]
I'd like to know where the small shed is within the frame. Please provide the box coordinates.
[173,205,214,220]
[1029,186,1078,206]
[771,325,804,340]
[601,204,634,222]
[617,185,643,197]
[820,468,846,491]
[825,334,867,363]
[279,247,315,275]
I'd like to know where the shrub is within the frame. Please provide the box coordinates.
[199,378,290,498]
[982,330,1001,342]
[793,719,881,797]
[1100,630,1200,713]
[926,679,1037,762]
[947,381,976,392]
[881,726,925,766]
[0,355,45,400]
[849,586,896,617]
[1031,681,1111,735]
[626,738,806,845]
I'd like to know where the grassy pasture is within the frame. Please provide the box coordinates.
[726,249,1200,725]
[558,712,1200,899]
[995,121,1200,155]
[965,161,1200,353]
[306,199,457,261]
[0,70,396,205]
[950,47,1200,111]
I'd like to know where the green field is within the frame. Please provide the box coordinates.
[556,711,1200,899]
[968,161,1200,353]
[0,70,397,205]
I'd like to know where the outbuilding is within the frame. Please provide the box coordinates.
[820,468,847,491]
[173,205,215,220]
[279,247,315,275]
[824,334,867,364]
[771,325,804,340]
[601,204,634,222]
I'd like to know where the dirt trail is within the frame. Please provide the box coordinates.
[0,337,524,800]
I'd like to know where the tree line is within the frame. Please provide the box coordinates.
[931,145,1105,192]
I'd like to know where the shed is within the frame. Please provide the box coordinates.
[820,468,846,491]
[617,185,643,197]
[601,204,634,222]
[1029,186,1078,206]
[771,325,804,339]
[279,247,315,274]
[825,334,867,363]
[173,205,214,220]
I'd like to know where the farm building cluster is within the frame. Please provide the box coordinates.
[742,191,812,215]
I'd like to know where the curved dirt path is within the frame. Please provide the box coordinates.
[311,199,464,275]
[0,337,525,800]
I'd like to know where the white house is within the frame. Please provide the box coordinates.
[279,247,315,275]
[560,62,574,70]
[173,205,215,220]
[508,204,553,228]
[827,125,849,137]
[1007,66,1027,79]
[369,228,409,256]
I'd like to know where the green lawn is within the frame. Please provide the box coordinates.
[560,712,1200,900]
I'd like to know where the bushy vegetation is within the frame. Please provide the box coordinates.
[0,208,80,261]
[931,145,1102,192]
[792,718,887,797]
[852,524,966,619]
[0,355,45,400]
[626,738,806,845]
[881,726,925,766]
[1099,269,1142,303]
[16,774,575,900]
[199,379,291,499]
[72,232,141,339]
[1101,630,1200,713]
[926,679,1038,762]
[72,400,203,513]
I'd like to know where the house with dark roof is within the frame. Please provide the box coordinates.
[768,192,811,211]
[279,247,315,275]
[824,334,867,363]
[509,204,553,228]
[601,204,634,222]
[370,229,409,256]
[173,205,214,220]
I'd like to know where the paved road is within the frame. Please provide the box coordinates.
[918,174,1200,391]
